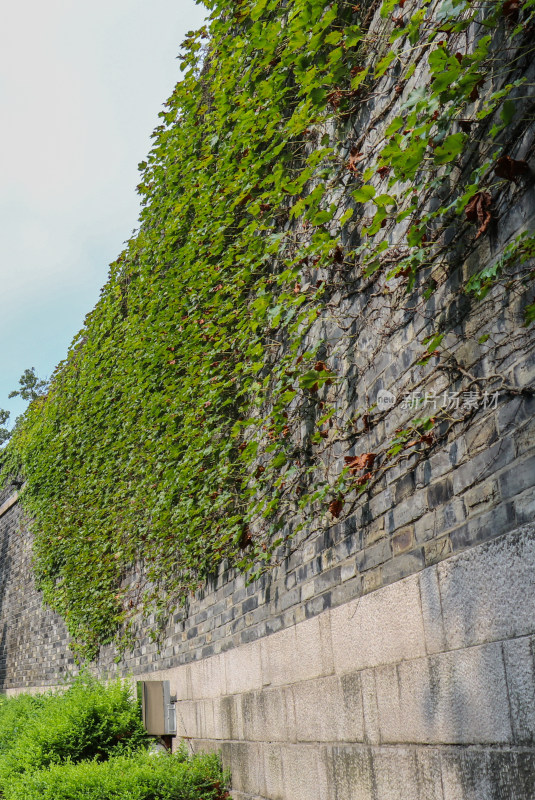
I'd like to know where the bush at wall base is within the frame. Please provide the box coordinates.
[0,676,230,800]
[3,750,230,800]
[0,675,147,784]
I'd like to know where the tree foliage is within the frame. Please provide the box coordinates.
[8,367,49,403]
[0,409,10,446]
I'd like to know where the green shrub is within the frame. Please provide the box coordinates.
[4,750,230,800]
[0,675,147,785]
[0,692,46,755]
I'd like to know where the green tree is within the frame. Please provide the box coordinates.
[0,410,10,446]
[8,368,48,402]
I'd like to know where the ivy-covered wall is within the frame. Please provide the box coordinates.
[1,0,534,660]
[0,0,535,796]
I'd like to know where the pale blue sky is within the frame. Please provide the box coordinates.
[0,0,206,424]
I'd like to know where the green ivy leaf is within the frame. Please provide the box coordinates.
[352,185,376,203]
[433,132,467,164]
[374,51,396,78]
[524,304,535,327]
[351,67,368,89]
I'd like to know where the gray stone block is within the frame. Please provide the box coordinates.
[486,751,535,800]
[419,566,447,655]
[415,749,446,800]
[314,565,341,595]
[463,478,500,514]
[438,525,535,649]
[372,746,421,800]
[381,549,425,585]
[330,575,363,609]
[292,674,363,742]
[330,573,426,674]
[376,643,512,745]
[515,412,535,457]
[424,535,453,567]
[327,745,375,800]
[242,687,290,742]
[449,501,516,553]
[497,395,535,436]
[360,669,380,745]
[434,498,466,533]
[356,539,391,573]
[227,742,266,798]
[514,485,535,525]
[503,636,535,744]
[440,748,492,800]
[389,492,428,532]
[304,591,332,619]
[281,744,330,800]
[499,454,535,500]
[452,438,516,495]
[428,478,454,509]
[415,511,436,543]
[218,693,243,741]
[224,639,263,695]
[263,743,286,800]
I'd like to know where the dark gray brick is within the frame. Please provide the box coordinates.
[499,455,535,500]
[427,478,454,509]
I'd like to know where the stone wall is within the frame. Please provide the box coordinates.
[2,491,535,798]
[140,525,535,800]
[0,0,534,797]
[0,485,75,692]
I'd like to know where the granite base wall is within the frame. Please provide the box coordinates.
[2,482,535,797]
[131,525,535,800]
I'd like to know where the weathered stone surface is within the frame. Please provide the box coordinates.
[419,566,447,655]
[241,687,291,743]
[360,669,380,746]
[263,743,286,800]
[330,574,426,673]
[372,747,421,800]
[440,748,493,800]
[291,674,364,743]
[224,640,263,696]
[437,526,535,650]
[327,745,375,800]
[226,742,266,798]
[502,636,535,745]
[280,745,329,800]
[378,644,512,745]
[190,653,225,700]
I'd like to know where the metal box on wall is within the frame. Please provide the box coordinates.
[137,680,177,736]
